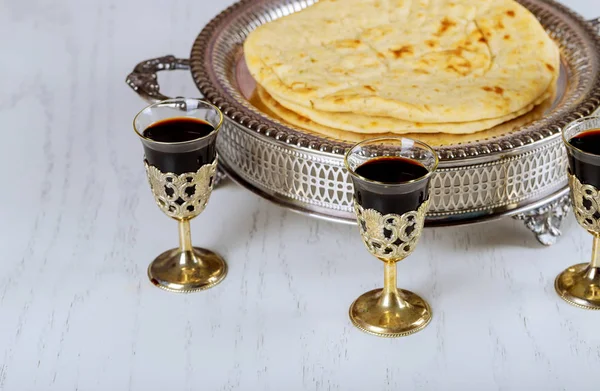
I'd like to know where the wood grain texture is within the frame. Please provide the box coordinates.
[0,0,598,389]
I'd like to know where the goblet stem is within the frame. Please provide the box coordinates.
[382,261,397,295]
[379,261,410,309]
[581,234,600,282]
[176,219,204,268]
[349,258,431,336]
[178,219,194,253]
[591,235,600,269]
[146,216,227,293]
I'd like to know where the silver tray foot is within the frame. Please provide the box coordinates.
[513,195,571,246]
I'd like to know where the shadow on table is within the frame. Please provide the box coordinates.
[211,178,577,255]
[427,215,576,251]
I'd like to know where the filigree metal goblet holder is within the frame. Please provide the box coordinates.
[557,116,600,309]
[134,98,227,293]
[345,137,438,337]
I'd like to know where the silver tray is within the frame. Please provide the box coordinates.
[127,0,600,245]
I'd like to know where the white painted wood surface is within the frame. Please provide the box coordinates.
[1,0,599,389]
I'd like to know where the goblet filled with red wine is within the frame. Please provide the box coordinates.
[133,98,227,293]
[345,137,438,337]
[557,116,600,309]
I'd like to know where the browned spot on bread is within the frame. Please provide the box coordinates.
[415,69,430,74]
[482,86,493,92]
[479,37,488,43]
[310,58,317,63]
[434,88,440,92]
[415,122,424,128]
[504,34,510,40]
[546,63,555,72]
[299,53,306,58]
[425,39,438,48]
[446,65,463,75]
[496,20,505,29]
[364,62,379,69]
[370,121,378,126]
[390,45,414,58]
[506,10,515,17]
[364,85,376,92]
[444,54,472,75]
[334,39,362,49]
[334,97,345,103]
[435,17,457,36]
[411,85,418,88]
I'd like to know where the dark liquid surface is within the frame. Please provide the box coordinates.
[569,129,600,155]
[353,157,430,215]
[142,117,216,174]
[143,117,214,142]
[568,129,600,188]
[355,157,429,183]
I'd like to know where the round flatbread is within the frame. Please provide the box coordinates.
[254,85,554,146]
[265,86,551,134]
[244,0,559,123]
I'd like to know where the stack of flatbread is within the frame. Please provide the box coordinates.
[244,0,559,143]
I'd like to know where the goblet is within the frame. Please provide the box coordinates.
[133,98,227,293]
[345,137,438,337]
[556,116,600,309]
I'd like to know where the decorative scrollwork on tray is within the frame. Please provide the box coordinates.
[145,159,217,220]
[569,174,600,233]
[354,200,429,261]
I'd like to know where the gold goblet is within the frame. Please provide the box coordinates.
[134,98,227,293]
[345,137,438,337]
[556,116,600,309]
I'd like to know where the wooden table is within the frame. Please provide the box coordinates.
[1,0,599,389]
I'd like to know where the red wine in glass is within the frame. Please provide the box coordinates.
[567,128,600,188]
[353,156,431,215]
[142,117,217,174]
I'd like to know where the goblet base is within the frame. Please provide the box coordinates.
[148,247,227,293]
[349,288,432,337]
[555,263,600,310]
